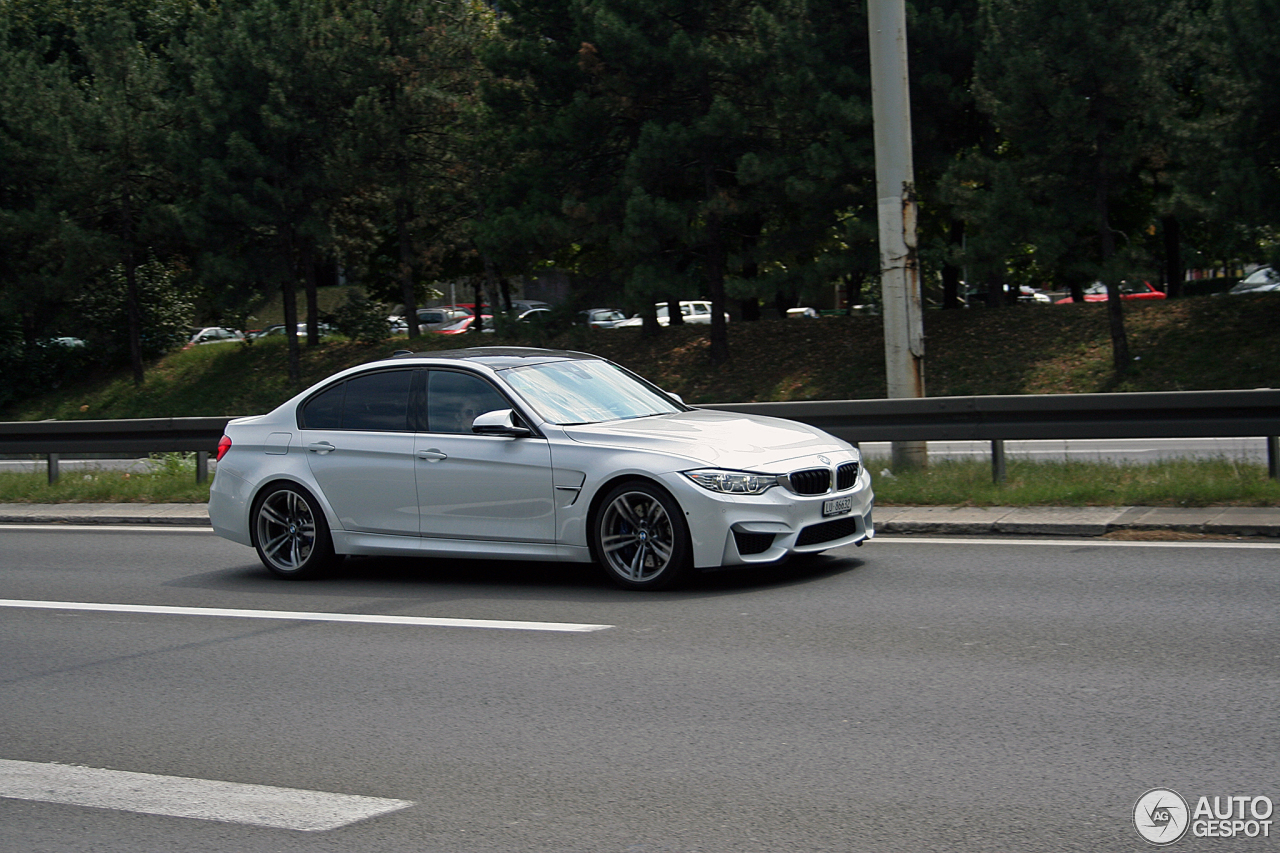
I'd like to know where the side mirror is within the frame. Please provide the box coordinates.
[472,409,533,438]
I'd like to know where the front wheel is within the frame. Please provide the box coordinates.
[251,482,338,579]
[593,481,690,590]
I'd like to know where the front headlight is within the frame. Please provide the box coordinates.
[683,469,779,495]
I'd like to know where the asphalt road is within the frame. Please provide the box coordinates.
[2,527,1277,852]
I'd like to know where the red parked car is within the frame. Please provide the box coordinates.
[434,315,493,334]
[1055,281,1166,303]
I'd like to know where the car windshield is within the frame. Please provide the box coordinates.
[501,359,684,425]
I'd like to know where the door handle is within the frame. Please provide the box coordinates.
[417,448,447,462]
[306,441,336,455]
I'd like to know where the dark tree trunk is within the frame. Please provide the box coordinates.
[1096,164,1129,375]
[941,220,964,310]
[396,195,419,340]
[1161,214,1183,298]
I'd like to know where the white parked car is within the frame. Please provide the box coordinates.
[578,308,628,328]
[188,327,245,345]
[614,300,730,327]
[1229,267,1279,294]
[209,347,874,590]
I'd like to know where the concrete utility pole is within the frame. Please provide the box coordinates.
[868,0,927,470]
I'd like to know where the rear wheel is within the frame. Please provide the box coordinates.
[593,481,690,590]
[252,483,337,579]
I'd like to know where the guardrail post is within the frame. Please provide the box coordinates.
[991,439,1007,484]
[47,453,59,485]
[196,451,209,484]
[1268,437,1279,480]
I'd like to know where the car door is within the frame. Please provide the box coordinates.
[299,368,421,537]
[415,369,555,543]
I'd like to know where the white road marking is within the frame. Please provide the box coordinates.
[0,599,613,633]
[0,759,412,831]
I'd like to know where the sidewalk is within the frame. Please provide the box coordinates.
[2,503,1278,538]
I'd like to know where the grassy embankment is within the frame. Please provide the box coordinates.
[3,292,1279,506]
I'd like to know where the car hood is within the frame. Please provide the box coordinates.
[561,408,850,469]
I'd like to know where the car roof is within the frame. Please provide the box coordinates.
[386,346,599,370]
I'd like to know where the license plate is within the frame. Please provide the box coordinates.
[822,496,853,517]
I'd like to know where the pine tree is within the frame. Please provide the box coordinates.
[174,0,361,383]
[483,0,881,365]
[962,0,1193,375]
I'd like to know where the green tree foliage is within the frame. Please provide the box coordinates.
[173,0,363,383]
[0,18,81,351]
[1,3,194,388]
[327,290,393,345]
[63,10,184,385]
[334,0,499,338]
[2,0,1278,393]
[71,258,194,364]
[908,0,987,309]
[952,0,1200,373]
[1222,0,1280,260]
[482,0,881,364]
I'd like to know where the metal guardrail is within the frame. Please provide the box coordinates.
[1,389,1278,484]
[702,389,1280,481]
[0,417,231,484]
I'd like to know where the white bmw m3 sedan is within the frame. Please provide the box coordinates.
[208,347,874,590]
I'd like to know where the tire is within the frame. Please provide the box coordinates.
[593,481,691,590]
[251,482,338,580]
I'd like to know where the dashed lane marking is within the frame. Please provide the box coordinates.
[0,759,413,831]
[0,599,614,633]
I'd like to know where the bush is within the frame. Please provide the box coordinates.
[72,258,195,364]
[328,289,392,344]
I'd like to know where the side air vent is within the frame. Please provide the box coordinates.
[733,530,776,555]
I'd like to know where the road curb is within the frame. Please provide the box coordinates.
[0,503,212,526]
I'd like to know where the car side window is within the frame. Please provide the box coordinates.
[427,370,509,434]
[299,369,414,431]
[300,383,344,429]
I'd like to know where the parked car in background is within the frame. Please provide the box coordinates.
[1229,267,1279,294]
[614,300,730,327]
[1054,281,1166,303]
[188,327,245,346]
[246,325,284,340]
[248,324,336,340]
[434,314,493,335]
[509,299,552,313]
[388,305,473,335]
[578,308,628,328]
[208,346,874,590]
[413,306,471,332]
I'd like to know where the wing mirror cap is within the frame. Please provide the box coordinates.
[471,409,533,437]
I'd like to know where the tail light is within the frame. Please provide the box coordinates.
[216,435,232,461]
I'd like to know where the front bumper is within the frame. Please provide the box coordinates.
[664,467,875,568]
